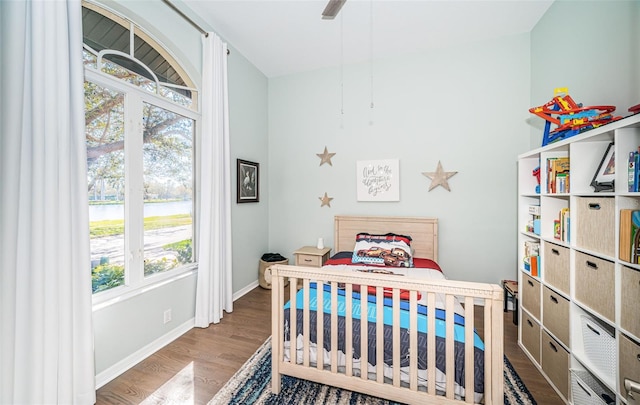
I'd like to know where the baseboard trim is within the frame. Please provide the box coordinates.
[95,281,261,389]
[95,318,194,389]
[233,280,259,301]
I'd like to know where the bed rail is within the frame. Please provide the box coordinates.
[270,265,504,405]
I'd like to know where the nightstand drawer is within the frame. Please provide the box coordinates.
[293,246,331,269]
[296,254,322,267]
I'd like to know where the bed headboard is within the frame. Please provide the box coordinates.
[333,215,438,262]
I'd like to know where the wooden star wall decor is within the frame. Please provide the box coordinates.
[316,146,336,166]
[319,192,333,207]
[422,161,458,192]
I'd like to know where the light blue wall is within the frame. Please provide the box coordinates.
[530,0,640,148]
[93,274,197,374]
[228,50,269,292]
[268,34,532,284]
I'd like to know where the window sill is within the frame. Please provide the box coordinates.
[92,264,198,311]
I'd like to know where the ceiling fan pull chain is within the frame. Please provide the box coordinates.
[341,12,344,116]
[369,0,374,110]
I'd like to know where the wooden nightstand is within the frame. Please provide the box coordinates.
[293,246,331,267]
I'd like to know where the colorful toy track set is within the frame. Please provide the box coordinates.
[529,88,621,146]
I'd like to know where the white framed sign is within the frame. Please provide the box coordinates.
[356,159,400,201]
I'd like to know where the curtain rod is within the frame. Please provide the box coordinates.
[161,0,230,54]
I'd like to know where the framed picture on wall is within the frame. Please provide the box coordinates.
[237,159,259,203]
[356,159,400,201]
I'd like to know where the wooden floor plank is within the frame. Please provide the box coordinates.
[96,286,563,404]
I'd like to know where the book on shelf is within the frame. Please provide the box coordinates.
[636,151,640,193]
[556,173,569,193]
[523,255,539,277]
[526,205,541,235]
[546,157,570,194]
[619,209,640,263]
[524,240,540,257]
[629,148,640,192]
[523,240,540,277]
[559,207,570,242]
[629,151,636,192]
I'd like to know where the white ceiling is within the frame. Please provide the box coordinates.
[180,0,554,78]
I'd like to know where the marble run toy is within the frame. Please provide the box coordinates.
[529,88,621,146]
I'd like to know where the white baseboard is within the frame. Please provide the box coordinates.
[233,279,259,301]
[95,318,194,389]
[95,280,261,389]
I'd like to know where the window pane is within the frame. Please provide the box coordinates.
[142,103,194,277]
[158,85,193,109]
[85,81,126,293]
[83,48,97,69]
[101,57,158,93]
[97,57,193,108]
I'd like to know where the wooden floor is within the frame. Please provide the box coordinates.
[96,286,564,404]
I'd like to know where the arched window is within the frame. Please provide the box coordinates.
[83,2,199,296]
[82,3,198,108]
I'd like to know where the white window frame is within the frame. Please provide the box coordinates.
[85,46,201,308]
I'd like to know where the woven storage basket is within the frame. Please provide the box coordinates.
[570,369,615,405]
[258,258,288,289]
[581,315,616,377]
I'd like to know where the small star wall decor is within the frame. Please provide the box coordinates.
[316,146,336,166]
[319,192,333,207]
[422,161,458,192]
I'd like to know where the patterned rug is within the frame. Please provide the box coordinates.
[209,337,537,404]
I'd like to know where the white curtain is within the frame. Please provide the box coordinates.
[0,0,96,404]
[195,33,233,327]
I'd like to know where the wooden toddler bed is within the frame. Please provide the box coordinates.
[270,215,504,404]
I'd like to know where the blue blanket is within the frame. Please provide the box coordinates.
[283,283,485,394]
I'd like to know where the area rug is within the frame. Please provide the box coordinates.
[209,337,537,404]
